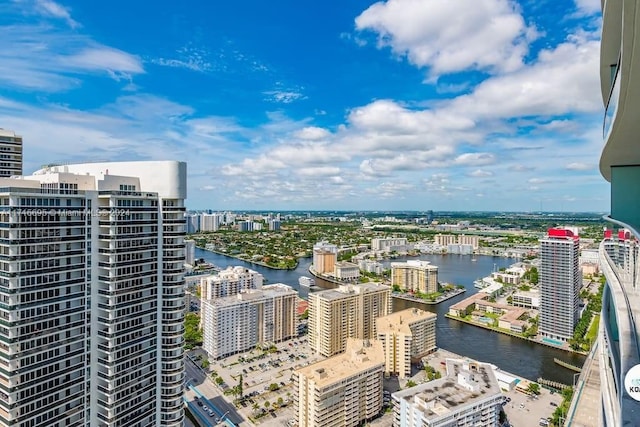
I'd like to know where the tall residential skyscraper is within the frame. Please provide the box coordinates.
[539,228,581,342]
[391,260,438,294]
[0,161,186,426]
[309,283,391,357]
[376,308,437,379]
[201,283,298,359]
[595,0,640,423]
[200,265,263,299]
[294,338,384,427]
[0,129,22,178]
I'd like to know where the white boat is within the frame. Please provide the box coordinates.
[299,276,316,288]
[474,279,487,289]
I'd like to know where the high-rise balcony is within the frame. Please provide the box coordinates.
[596,217,640,425]
[604,59,621,140]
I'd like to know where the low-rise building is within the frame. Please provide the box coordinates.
[335,261,360,281]
[511,290,541,309]
[294,339,385,427]
[372,237,408,253]
[392,359,503,427]
[376,309,437,378]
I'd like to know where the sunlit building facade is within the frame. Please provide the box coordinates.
[0,161,187,427]
[595,0,640,423]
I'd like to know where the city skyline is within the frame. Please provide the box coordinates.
[0,0,606,212]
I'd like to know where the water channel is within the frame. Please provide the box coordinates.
[195,248,586,385]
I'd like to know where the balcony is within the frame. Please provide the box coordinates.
[597,217,640,424]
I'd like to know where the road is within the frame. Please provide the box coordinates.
[184,355,245,426]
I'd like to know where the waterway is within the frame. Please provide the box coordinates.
[195,248,585,385]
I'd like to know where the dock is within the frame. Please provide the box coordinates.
[537,377,571,390]
[553,357,582,373]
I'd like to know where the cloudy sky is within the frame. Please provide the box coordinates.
[0,0,606,212]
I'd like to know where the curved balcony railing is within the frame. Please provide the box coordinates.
[597,215,640,424]
[604,58,621,140]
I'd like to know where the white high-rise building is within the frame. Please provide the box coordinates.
[200,213,220,232]
[392,359,503,427]
[200,266,263,299]
[201,284,297,359]
[539,228,581,342]
[0,161,186,427]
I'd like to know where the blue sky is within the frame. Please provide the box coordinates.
[0,0,606,211]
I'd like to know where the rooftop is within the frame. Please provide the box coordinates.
[295,338,385,388]
[393,359,501,420]
[312,283,390,301]
[376,308,436,335]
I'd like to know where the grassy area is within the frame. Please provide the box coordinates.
[585,314,600,346]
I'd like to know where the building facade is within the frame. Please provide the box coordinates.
[294,339,384,427]
[391,260,438,294]
[200,213,220,232]
[392,360,502,427]
[309,284,391,357]
[371,238,408,253]
[334,261,360,282]
[0,161,187,427]
[596,8,640,414]
[185,239,196,266]
[0,129,22,178]
[538,228,581,342]
[200,266,263,299]
[376,309,437,378]
[201,284,297,359]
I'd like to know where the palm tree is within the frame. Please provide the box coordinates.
[252,402,260,415]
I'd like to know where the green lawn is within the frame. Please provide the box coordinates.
[585,314,600,346]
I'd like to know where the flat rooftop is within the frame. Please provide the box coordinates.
[313,283,390,301]
[393,359,501,419]
[296,339,384,388]
[376,308,436,334]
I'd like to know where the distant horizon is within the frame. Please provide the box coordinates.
[184,209,609,216]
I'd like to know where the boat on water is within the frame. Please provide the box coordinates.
[299,276,316,288]
[473,279,487,289]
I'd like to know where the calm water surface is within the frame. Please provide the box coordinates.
[195,248,585,384]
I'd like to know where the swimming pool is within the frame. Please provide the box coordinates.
[542,337,564,346]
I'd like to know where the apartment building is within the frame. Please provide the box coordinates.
[391,260,438,294]
[309,283,391,357]
[200,266,263,299]
[539,228,581,342]
[334,261,360,282]
[200,213,221,232]
[201,284,297,359]
[392,360,503,427]
[0,161,186,427]
[434,234,457,247]
[185,213,200,233]
[376,309,437,378]
[294,338,384,427]
[0,129,22,178]
[185,239,196,266]
[312,241,338,274]
[371,238,408,253]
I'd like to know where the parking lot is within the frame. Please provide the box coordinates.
[501,383,563,426]
[188,333,325,426]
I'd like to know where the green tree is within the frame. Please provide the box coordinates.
[276,397,284,407]
[527,382,540,395]
[252,402,260,415]
[406,380,417,388]
[264,401,271,411]
[201,359,210,369]
[269,383,280,391]
[237,374,243,400]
